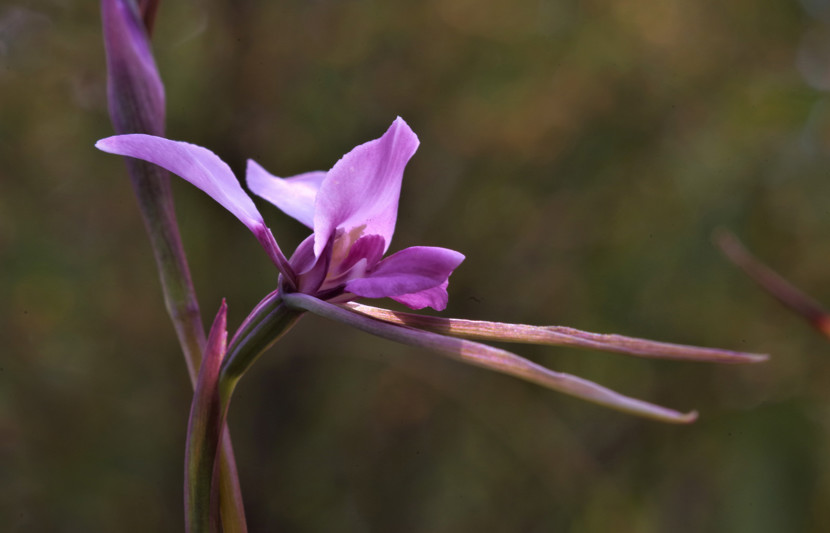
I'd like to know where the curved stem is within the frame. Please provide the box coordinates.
[222,296,304,383]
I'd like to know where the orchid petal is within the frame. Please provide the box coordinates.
[96,134,295,280]
[345,303,769,363]
[290,234,335,294]
[391,281,450,311]
[97,134,263,229]
[345,246,464,299]
[312,117,419,257]
[288,234,318,276]
[246,160,326,229]
[282,293,699,424]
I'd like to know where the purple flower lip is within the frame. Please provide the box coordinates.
[95,118,465,310]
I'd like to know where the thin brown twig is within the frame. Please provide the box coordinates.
[714,228,830,340]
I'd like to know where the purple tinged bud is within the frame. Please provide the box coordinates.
[102,0,165,135]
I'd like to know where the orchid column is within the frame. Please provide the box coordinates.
[101,1,246,530]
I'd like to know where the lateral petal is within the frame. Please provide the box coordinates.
[246,160,325,229]
[312,117,419,257]
[345,246,464,299]
[97,134,264,231]
[96,134,295,280]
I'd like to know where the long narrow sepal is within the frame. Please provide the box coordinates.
[344,303,768,364]
[283,293,698,424]
[715,229,830,339]
[185,301,229,533]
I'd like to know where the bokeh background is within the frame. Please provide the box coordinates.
[4,0,830,531]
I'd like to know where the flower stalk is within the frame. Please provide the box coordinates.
[219,293,304,405]
[101,1,247,530]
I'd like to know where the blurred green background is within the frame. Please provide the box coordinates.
[4,0,830,531]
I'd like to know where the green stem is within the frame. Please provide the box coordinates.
[221,295,304,385]
[129,159,205,379]
[103,1,247,528]
[186,294,302,532]
[123,157,248,532]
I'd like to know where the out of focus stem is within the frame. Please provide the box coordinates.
[716,229,830,340]
[128,159,206,379]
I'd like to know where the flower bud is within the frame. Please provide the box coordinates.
[102,0,165,135]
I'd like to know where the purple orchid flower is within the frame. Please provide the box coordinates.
[97,118,767,427]
[96,117,465,311]
[98,117,770,531]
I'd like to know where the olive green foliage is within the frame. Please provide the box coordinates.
[2,0,830,531]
